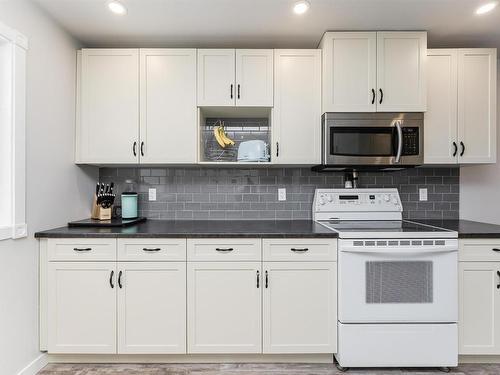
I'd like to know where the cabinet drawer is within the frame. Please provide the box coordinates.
[459,239,500,262]
[117,238,186,261]
[48,238,116,261]
[263,239,337,261]
[187,238,261,261]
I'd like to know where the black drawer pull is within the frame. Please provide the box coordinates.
[118,270,123,289]
[216,247,234,252]
[256,270,260,288]
[73,247,92,252]
[493,248,500,252]
[265,270,269,288]
[143,248,161,252]
[291,248,309,252]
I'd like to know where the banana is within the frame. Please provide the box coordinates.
[219,126,235,146]
[213,126,226,148]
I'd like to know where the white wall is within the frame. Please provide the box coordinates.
[460,61,500,224]
[0,1,97,374]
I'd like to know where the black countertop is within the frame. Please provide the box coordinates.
[411,219,500,239]
[34,220,338,239]
[34,219,500,239]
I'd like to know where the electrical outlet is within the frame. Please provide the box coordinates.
[278,188,286,201]
[148,188,157,201]
[419,188,428,201]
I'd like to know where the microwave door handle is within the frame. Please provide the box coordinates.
[394,120,403,164]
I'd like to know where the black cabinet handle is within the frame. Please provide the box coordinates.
[493,248,500,252]
[371,89,375,104]
[140,142,144,157]
[379,88,383,104]
[230,84,233,99]
[460,141,465,157]
[497,271,500,289]
[133,141,137,157]
[237,84,240,99]
[276,142,279,157]
[452,142,458,157]
[256,270,260,288]
[216,247,234,252]
[143,247,161,252]
[291,248,309,252]
[118,270,123,289]
[109,270,114,289]
[73,247,91,252]
[265,270,269,289]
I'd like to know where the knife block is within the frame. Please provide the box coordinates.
[91,195,112,220]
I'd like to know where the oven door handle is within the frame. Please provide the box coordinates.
[341,248,457,255]
[394,119,403,164]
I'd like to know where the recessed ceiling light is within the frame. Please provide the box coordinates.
[475,1,498,14]
[108,0,127,15]
[293,0,310,15]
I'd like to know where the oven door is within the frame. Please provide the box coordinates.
[338,239,458,323]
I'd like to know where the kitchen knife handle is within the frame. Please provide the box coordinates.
[133,141,137,157]
[118,270,123,289]
[73,247,92,252]
[215,247,234,252]
[109,270,114,289]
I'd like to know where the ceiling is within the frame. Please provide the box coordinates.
[34,0,500,49]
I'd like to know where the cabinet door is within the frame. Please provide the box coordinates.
[48,262,116,353]
[424,49,458,164]
[376,32,427,112]
[187,262,261,353]
[263,262,337,353]
[273,50,321,164]
[457,49,497,164]
[320,32,377,112]
[459,262,500,354]
[117,262,186,354]
[139,49,197,163]
[235,49,273,107]
[197,49,235,106]
[79,49,139,163]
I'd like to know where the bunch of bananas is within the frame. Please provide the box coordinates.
[213,121,235,148]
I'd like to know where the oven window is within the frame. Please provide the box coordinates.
[365,261,433,304]
[330,127,395,156]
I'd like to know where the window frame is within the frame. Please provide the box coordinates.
[0,22,28,240]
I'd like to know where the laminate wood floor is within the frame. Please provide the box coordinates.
[37,363,500,375]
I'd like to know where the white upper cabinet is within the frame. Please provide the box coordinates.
[425,48,496,165]
[197,49,235,106]
[235,49,273,106]
[424,49,458,164]
[458,49,497,164]
[320,31,426,112]
[197,49,273,107]
[376,32,427,112]
[273,49,321,164]
[77,49,139,164]
[320,32,377,112]
[140,49,197,163]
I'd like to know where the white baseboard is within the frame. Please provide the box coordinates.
[17,353,48,375]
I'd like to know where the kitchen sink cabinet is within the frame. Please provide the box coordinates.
[320,31,426,113]
[187,262,262,353]
[273,49,321,165]
[425,49,496,164]
[262,262,337,353]
[459,239,500,355]
[197,49,273,107]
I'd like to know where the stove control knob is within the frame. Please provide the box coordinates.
[327,195,333,202]
[383,194,390,202]
[392,197,399,204]
[319,198,325,205]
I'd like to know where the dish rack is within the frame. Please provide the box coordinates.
[201,118,270,162]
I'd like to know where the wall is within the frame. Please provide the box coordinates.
[101,167,459,220]
[460,61,500,224]
[0,2,96,374]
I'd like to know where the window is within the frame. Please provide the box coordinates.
[0,22,27,240]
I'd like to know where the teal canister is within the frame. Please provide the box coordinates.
[121,192,138,219]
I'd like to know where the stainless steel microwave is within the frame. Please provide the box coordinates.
[320,112,424,168]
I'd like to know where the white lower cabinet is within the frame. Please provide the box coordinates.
[187,262,262,353]
[48,262,117,354]
[263,262,337,353]
[118,262,186,354]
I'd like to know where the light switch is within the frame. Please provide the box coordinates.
[419,188,428,201]
[148,188,157,201]
[278,188,286,201]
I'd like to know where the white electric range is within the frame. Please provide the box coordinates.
[313,188,458,370]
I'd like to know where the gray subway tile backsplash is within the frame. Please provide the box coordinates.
[99,167,460,220]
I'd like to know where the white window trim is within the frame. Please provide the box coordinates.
[0,22,28,240]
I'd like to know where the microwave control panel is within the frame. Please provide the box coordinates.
[401,127,419,156]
